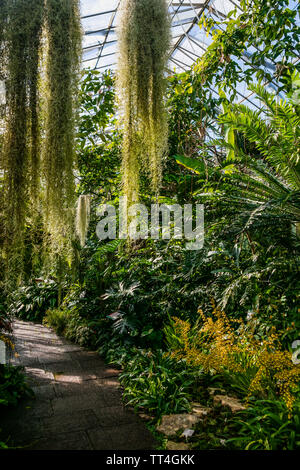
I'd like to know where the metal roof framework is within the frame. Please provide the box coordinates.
[81,0,238,72]
[80,0,298,107]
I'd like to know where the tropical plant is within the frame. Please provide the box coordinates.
[227,399,300,450]
[174,82,300,312]
[8,280,58,322]
[0,363,33,449]
[76,69,121,204]
[166,303,300,414]
[188,398,300,450]
[1,0,44,287]
[216,83,300,235]
[75,195,91,248]
[176,83,300,234]
[0,364,33,408]
[120,349,195,418]
[195,0,300,98]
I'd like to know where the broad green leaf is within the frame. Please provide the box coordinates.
[174,154,205,174]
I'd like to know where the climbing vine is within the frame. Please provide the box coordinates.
[116,0,171,207]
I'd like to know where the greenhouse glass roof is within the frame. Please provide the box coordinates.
[81,0,240,73]
[80,0,298,107]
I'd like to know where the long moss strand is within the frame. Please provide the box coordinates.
[0,0,82,288]
[116,0,171,207]
[27,0,44,205]
[43,0,82,257]
[2,0,30,286]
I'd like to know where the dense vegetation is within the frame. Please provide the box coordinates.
[0,0,299,451]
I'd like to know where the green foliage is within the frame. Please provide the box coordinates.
[88,241,207,345]
[0,364,32,408]
[73,69,299,353]
[119,349,195,418]
[219,82,300,187]
[186,404,238,450]
[172,81,300,320]
[44,306,97,348]
[0,364,33,449]
[43,307,66,336]
[76,69,121,234]
[1,2,299,451]
[227,400,300,450]
[196,0,300,98]
[181,399,300,450]
[43,284,104,348]
[63,309,97,347]
[0,295,11,334]
[8,280,58,322]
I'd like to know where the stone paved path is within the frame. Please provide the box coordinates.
[0,320,157,450]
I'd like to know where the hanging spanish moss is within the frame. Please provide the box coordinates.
[0,0,7,82]
[0,0,82,288]
[75,195,91,248]
[0,0,7,150]
[43,0,82,258]
[0,0,7,284]
[27,0,44,204]
[116,0,171,208]
[2,0,31,285]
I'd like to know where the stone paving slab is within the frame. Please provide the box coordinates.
[53,380,105,398]
[87,422,156,451]
[96,378,124,405]
[42,409,100,437]
[51,393,108,413]
[93,405,142,427]
[0,320,157,450]
[29,431,94,450]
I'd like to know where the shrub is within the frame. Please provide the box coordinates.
[43,308,66,336]
[120,349,199,419]
[0,364,33,449]
[166,302,300,414]
[228,399,300,450]
[0,364,32,408]
[8,279,58,322]
[43,307,97,348]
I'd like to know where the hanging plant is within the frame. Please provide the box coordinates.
[116,0,171,207]
[43,0,82,258]
[0,0,7,82]
[0,0,82,288]
[75,195,91,248]
[27,0,44,205]
[2,0,33,285]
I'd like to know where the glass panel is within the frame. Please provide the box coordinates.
[78,0,296,109]
[81,0,119,17]
[82,12,114,33]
